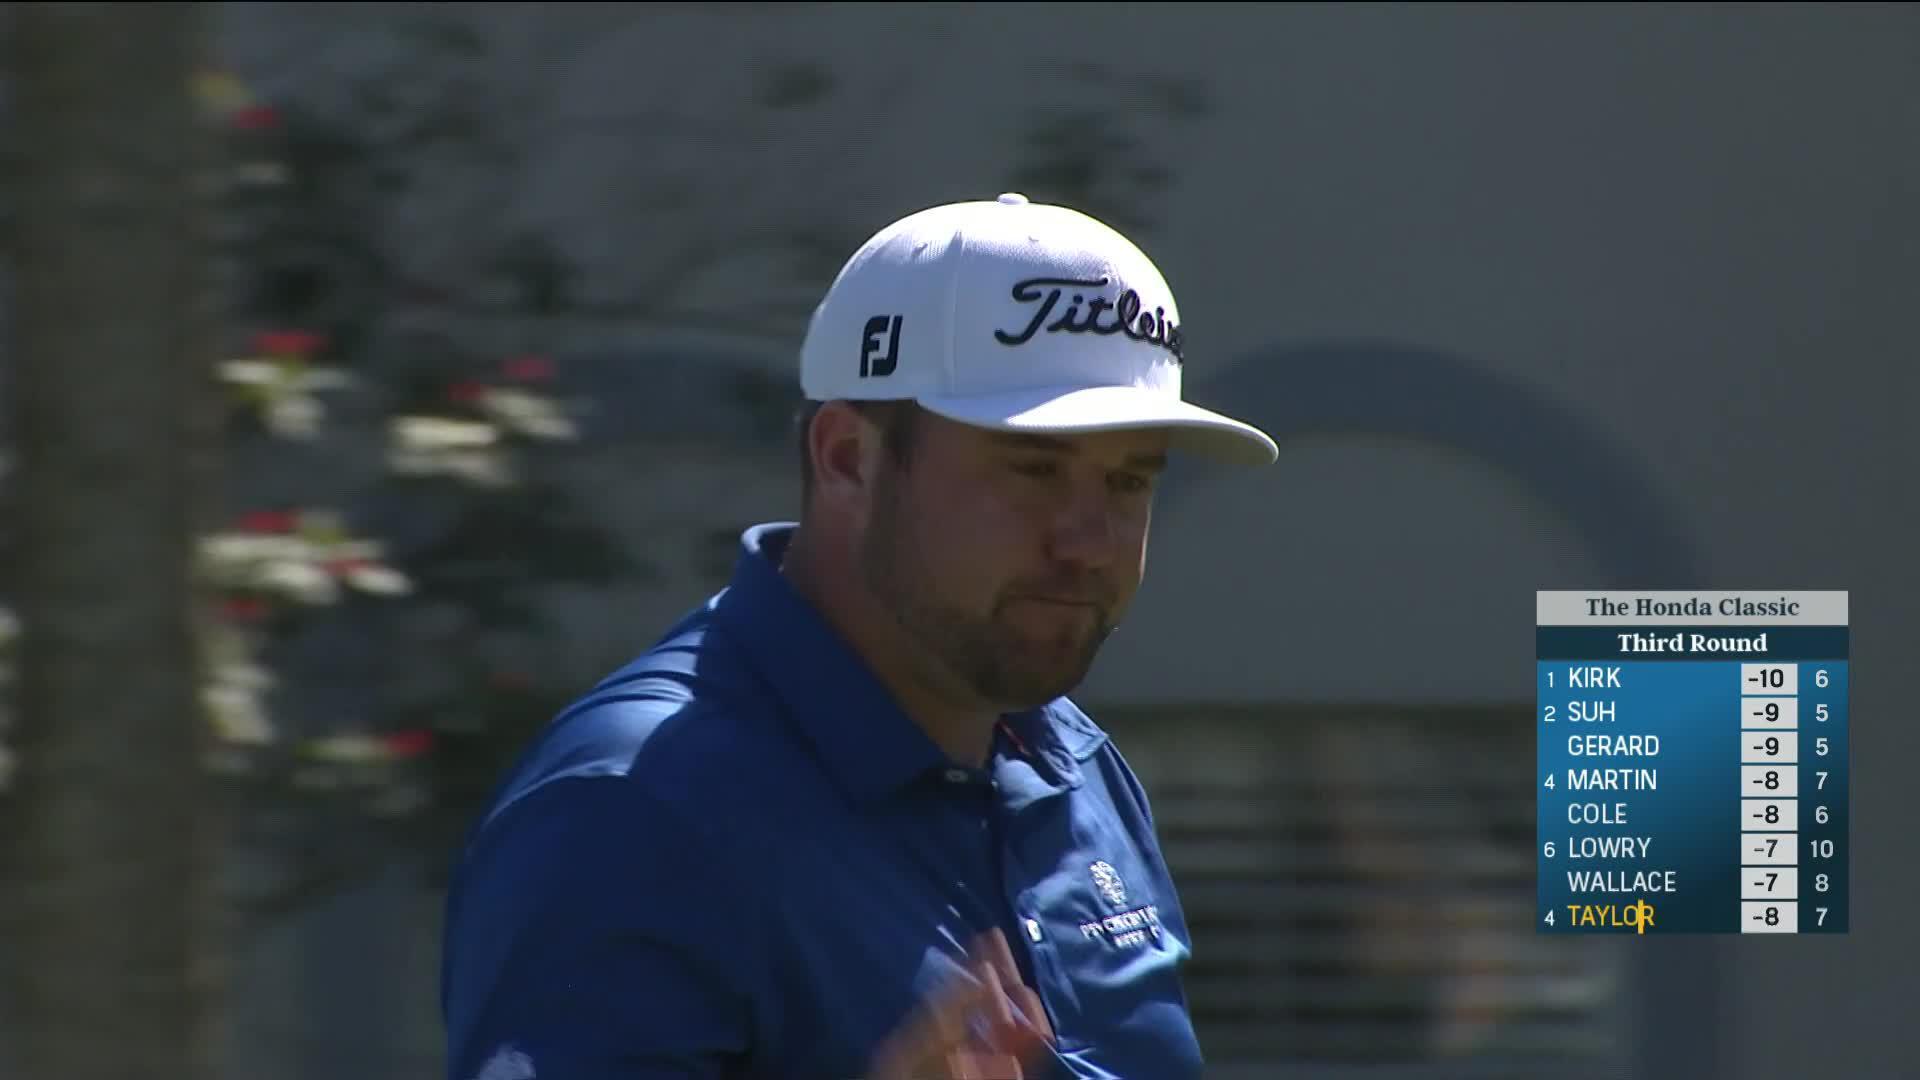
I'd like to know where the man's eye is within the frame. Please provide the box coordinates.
[1111,472,1153,495]
[1011,461,1057,478]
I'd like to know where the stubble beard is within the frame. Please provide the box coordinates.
[860,472,1115,711]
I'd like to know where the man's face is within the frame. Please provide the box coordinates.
[858,409,1169,710]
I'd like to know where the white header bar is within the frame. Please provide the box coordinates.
[1537,591,1847,626]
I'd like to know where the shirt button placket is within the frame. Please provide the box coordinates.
[1015,904,1073,1045]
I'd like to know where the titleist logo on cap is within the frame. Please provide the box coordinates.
[992,276,1183,364]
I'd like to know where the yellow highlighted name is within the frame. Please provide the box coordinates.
[1566,899,1657,933]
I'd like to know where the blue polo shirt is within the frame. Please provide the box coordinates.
[441,523,1204,1079]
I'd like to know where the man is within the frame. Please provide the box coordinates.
[441,192,1278,1079]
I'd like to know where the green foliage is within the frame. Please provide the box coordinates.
[2,64,656,917]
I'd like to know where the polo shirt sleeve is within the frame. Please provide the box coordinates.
[442,775,759,1079]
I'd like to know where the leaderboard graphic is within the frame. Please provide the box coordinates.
[1536,591,1850,934]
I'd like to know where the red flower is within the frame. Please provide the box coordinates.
[232,105,281,131]
[238,510,297,533]
[503,355,555,382]
[447,381,488,404]
[381,730,435,758]
[222,597,268,622]
[253,330,325,356]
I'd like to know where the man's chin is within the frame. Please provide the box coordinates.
[987,652,1103,709]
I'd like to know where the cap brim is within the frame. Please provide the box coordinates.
[915,383,1278,466]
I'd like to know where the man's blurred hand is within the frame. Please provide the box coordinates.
[866,929,1056,1079]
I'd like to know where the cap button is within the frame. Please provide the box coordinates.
[996,192,1030,205]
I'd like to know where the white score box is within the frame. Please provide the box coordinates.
[1740,664,1798,695]
[1740,799,1798,831]
[1741,697,1798,729]
[1741,901,1799,933]
[1741,868,1799,901]
[1741,731,1799,765]
[1741,834,1798,866]
[1741,765,1799,797]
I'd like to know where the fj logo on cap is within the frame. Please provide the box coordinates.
[993,276,1183,364]
[859,314,902,377]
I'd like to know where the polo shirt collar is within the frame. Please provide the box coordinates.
[996,704,1097,800]
[712,523,1095,805]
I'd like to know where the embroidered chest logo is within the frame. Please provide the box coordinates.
[1089,860,1128,910]
[1078,859,1163,950]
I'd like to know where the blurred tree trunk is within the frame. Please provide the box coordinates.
[1,4,223,1077]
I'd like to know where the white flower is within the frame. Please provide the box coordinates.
[391,416,499,451]
[386,444,516,487]
[268,395,324,439]
[203,683,274,745]
[261,560,339,604]
[448,449,516,488]
[202,535,333,596]
[202,534,314,567]
[346,564,413,596]
[219,359,282,386]
[213,660,277,691]
[482,388,578,441]
[219,360,353,393]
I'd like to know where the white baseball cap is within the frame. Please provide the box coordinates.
[799,193,1278,466]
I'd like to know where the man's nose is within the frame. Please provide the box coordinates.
[1046,483,1121,570]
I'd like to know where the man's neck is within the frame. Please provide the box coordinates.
[780,528,998,768]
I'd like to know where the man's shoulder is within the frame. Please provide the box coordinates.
[438,611,784,1062]
[470,607,785,838]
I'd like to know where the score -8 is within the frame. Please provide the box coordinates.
[1742,766,1798,797]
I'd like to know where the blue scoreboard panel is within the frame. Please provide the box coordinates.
[1536,591,1849,935]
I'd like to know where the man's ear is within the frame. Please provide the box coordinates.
[807,400,881,509]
